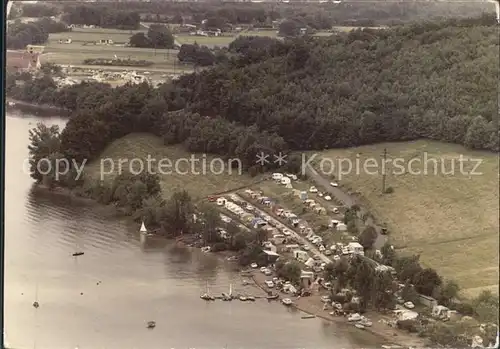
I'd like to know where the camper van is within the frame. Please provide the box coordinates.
[281,177,291,185]
[272,173,283,180]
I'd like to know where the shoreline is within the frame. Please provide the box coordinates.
[6,98,71,117]
[32,185,425,348]
[249,271,427,348]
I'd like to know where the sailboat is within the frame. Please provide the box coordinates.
[140,221,148,234]
[200,282,215,301]
[222,284,233,301]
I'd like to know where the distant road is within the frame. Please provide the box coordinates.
[304,166,387,250]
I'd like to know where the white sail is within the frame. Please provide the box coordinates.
[140,221,147,233]
[229,283,233,296]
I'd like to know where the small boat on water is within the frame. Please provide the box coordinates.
[282,298,293,306]
[267,294,279,300]
[222,284,233,301]
[140,221,148,234]
[200,282,215,301]
[201,294,215,301]
[354,323,365,330]
[239,295,247,301]
[301,314,316,319]
[72,252,84,257]
[147,321,156,329]
[246,296,255,301]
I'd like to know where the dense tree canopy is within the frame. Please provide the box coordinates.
[62,5,140,30]
[129,25,175,49]
[59,1,494,27]
[6,18,69,49]
[9,16,498,184]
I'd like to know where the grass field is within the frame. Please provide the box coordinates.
[43,26,379,67]
[43,44,181,69]
[313,140,499,297]
[49,27,147,44]
[84,133,261,201]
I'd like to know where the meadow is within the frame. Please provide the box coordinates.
[312,140,499,297]
[84,133,262,201]
[42,26,381,68]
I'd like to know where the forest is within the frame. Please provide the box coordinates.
[6,18,70,49]
[58,1,493,27]
[9,15,499,176]
[9,1,494,29]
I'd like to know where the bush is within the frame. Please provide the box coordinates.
[211,242,228,252]
[397,319,419,333]
[82,58,154,67]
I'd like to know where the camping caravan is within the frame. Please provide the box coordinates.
[293,250,309,263]
[347,242,364,255]
[216,197,227,206]
[272,173,283,181]
[281,177,291,185]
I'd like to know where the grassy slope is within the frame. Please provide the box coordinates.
[314,140,499,297]
[83,133,261,201]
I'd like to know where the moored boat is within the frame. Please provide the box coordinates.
[200,282,215,301]
[282,298,293,306]
[267,293,279,300]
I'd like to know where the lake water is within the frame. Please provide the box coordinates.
[4,112,383,349]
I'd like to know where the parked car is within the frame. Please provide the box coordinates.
[309,186,318,193]
[265,280,275,288]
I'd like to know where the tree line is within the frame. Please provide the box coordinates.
[176,16,498,152]
[324,244,499,346]
[61,4,140,30]
[6,18,70,49]
[60,1,495,27]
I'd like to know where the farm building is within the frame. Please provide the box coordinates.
[6,50,41,72]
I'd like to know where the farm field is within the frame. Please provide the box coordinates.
[84,133,262,201]
[45,41,180,68]
[312,140,499,297]
[43,26,381,66]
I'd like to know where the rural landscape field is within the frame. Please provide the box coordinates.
[84,133,262,201]
[313,141,499,297]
